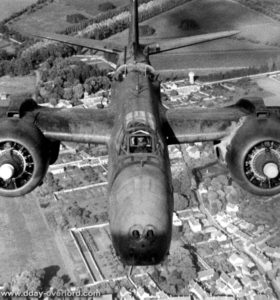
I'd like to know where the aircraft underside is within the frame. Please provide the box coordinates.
[0,0,280,266]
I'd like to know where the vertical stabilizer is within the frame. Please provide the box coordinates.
[128,0,140,57]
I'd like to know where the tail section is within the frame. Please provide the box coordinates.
[128,0,140,58]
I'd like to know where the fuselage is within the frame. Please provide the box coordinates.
[107,62,174,265]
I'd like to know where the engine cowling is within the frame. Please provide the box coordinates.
[222,115,280,196]
[0,118,51,197]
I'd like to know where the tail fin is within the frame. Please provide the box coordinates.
[128,0,140,57]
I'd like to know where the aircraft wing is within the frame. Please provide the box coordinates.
[33,106,115,144]
[144,30,239,54]
[30,31,124,54]
[0,99,115,144]
[162,98,264,144]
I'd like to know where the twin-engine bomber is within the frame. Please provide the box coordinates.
[0,0,280,265]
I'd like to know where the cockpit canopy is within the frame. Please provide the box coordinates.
[129,130,153,153]
[118,124,158,155]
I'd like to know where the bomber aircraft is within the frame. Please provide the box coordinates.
[0,0,280,265]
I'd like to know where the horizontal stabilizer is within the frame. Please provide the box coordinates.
[145,30,239,54]
[30,31,124,54]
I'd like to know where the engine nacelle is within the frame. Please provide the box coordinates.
[0,118,51,197]
[216,115,280,196]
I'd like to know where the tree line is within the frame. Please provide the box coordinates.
[35,57,110,104]
[79,0,193,40]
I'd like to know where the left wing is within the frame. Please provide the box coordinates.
[1,98,115,144]
[34,106,115,144]
[29,31,124,54]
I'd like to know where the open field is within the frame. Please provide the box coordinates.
[0,0,37,22]
[0,75,36,96]
[56,184,108,217]
[255,76,280,106]
[11,0,127,33]
[139,0,280,45]
[236,0,280,22]
[0,193,67,283]
[150,49,280,74]
[239,195,280,228]
[108,0,280,72]
[62,0,127,15]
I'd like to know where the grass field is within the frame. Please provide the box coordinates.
[11,0,127,33]
[0,193,68,283]
[108,0,280,72]
[255,77,280,106]
[56,185,108,217]
[62,0,127,15]
[0,0,37,22]
[0,75,36,96]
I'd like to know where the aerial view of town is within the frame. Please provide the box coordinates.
[1,0,280,300]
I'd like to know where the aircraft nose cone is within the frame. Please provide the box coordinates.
[119,224,164,265]
[129,225,156,242]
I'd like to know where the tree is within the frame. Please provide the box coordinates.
[9,269,45,293]
[98,2,116,12]
[50,276,64,291]
[139,25,156,36]
[73,83,84,100]
[179,19,200,31]
[66,13,88,24]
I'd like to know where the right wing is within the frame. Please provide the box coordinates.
[30,31,124,54]
[143,30,239,54]
[162,98,265,144]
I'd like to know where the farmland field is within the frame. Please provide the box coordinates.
[0,75,36,96]
[108,0,280,72]
[11,0,127,33]
[0,193,68,283]
[0,0,37,22]
[255,77,280,106]
[62,0,127,15]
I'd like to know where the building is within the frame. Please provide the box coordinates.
[189,71,195,84]
[228,253,244,268]
[0,94,9,101]
[226,224,238,234]
[226,203,239,213]
[246,246,273,272]
[172,212,183,235]
[189,281,208,299]
[198,269,215,281]
[265,247,280,259]
[186,145,201,159]
[119,287,134,300]
[135,287,150,300]
[228,278,242,294]
[216,214,231,228]
[211,231,227,242]
[188,216,202,233]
